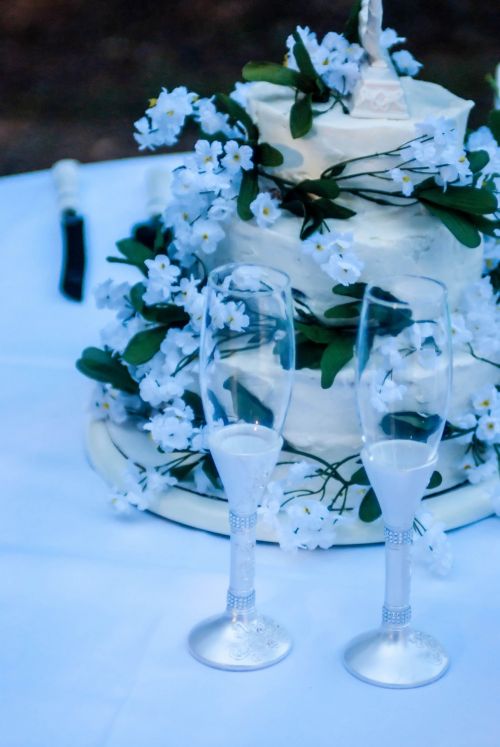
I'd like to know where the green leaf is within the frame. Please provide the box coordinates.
[290,94,313,139]
[359,488,381,523]
[115,238,155,272]
[237,169,259,220]
[320,335,355,388]
[324,301,361,319]
[315,200,356,220]
[201,454,222,489]
[332,282,366,299]
[350,466,370,486]
[322,161,348,179]
[380,411,442,441]
[242,62,313,92]
[292,31,320,81]
[223,377,274,427]
[76,347,139,394]
[130,282,146,313]
[489,264,500,293]
[424,203,481,248]
[141,304,190,326]
[122,326,167,365]
[182,390,205,425]
[170,461,197,482]
[427,470,443,490]
[418,185,497,215]
[467,149,490,174]
[255,142,284,167]
[344,0,362,44]
[487,110,500,143]
[213,92,258,141]
[467,214,500,238]
[295,337,324,369]
[298,178,340,199]
[295,321,337,344]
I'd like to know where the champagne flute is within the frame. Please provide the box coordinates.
[343,275,452,688]
[188,262,295,670]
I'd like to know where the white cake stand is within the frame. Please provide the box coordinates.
[86,420,495,544]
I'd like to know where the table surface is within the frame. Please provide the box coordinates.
[1,157,499,747]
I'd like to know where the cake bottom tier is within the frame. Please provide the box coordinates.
[86,419,494,545]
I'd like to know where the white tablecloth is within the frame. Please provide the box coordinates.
[1,157,499,747]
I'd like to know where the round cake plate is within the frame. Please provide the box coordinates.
[86,419,495,545]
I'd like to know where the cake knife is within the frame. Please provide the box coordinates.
[52,159,86,301]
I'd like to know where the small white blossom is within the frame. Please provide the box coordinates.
[380,28,406,49]
[194,139,223,172]
[191,219,225,254]
[389,167,415,196]
[472,385,498,415]
[143,255,181,305]
[324,251,364,286]
[90,385,129,423]
[391,50,422,77]
[139,373,185,408]
[249,192,281,228]
[413,513,453,576]
[371,377,407,414]
[221,140,254,173]
[144,403,194,451]
[460,454,497,484]
[476,413,500,442]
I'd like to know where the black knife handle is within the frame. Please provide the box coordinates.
[60,209,86,302]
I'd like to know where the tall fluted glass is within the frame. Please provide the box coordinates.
[343,275,452,688]
[188,262,295,670]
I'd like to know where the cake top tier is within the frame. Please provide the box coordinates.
[247,78,474,185]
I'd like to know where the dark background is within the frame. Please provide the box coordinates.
[1,0,498,176]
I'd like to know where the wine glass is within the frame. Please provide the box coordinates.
[343,275,452,688]
[188,262,295,670]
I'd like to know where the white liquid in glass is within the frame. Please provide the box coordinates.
[362,439,436,528]
[209,424,282,510]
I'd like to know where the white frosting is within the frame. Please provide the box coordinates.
[213,200,482,315]
[247,77,473,186]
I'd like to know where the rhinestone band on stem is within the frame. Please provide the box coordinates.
[384,526,413,545]
[382,605,412,626]
[229,511,257,532]
[227,590,256,612]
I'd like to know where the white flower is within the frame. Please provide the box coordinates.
[249,192,281,228]
[371,377,407,414]
[258,481,284,528]
[389,167,415,196]
[221,140,254,173]
[229,265,263,291]
[109,488,132,515]
[450,312,473,347]
[170,166,204,198]
[391,50,422,77]
[279,498,339,551]
[324,251,364,286]
[483,236,500,273]
[208,196,236,222]
[90,385,129,423]
[467,126,498,156]
[460,454,497,484]
[476,413,500,442]
[191,219,225,254]
[144,404,194,451]
[380,28,406,49]
[174,276,200,310]
[413,513,453,576]
[194,98,238,138]
[435,148,472,189]
[209,296,249,331]
[301,230,353,267]
[285,460,317,486]
[143,255,181,305]
[377,337,405,369]
[94,280,132,319]
[472,385,498,415]
[133,117,164,151]
[451,412,477,444]
[194,139,223,171]
[139,373,185,408]
[100,316,146,355]
[146,86,195,146]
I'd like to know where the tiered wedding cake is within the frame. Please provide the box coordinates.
[82,0,499,550]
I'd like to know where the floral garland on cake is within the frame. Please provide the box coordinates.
[78,14,500,572]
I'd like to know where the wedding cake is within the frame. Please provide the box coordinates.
[82,0,500,554]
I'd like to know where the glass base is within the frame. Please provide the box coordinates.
[343,626,449,688]
[188,611,292,671]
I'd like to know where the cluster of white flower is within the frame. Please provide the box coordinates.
[301,229,363,286]
[390,116,474,194]
[413,511,453,576]
[134,87,242,151]
[110,462,180,514]
[286,26,421,98]
[452,276,499,361]
[258,461,342,550]
[452,384,500,484]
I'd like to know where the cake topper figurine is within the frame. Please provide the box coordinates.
[350,0,410,119]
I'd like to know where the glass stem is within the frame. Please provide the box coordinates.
[382,525,413,629]
[226,510,257,618]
